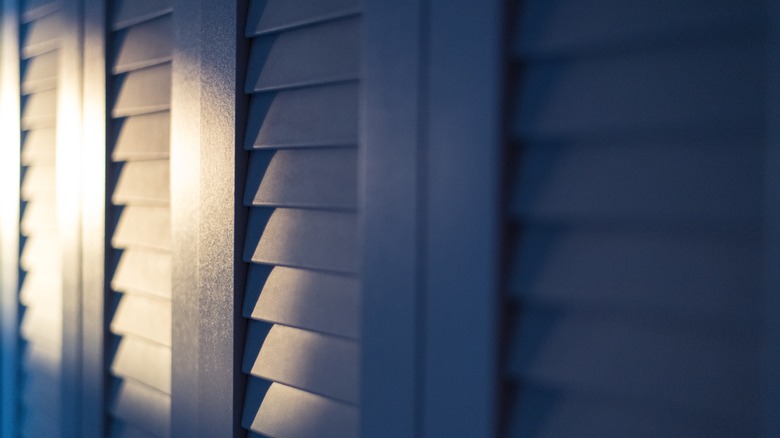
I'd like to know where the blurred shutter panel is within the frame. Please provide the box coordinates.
[107,2,173,436]
[504,1,768,436]
[240,0,361,436]
[17,3,63,437]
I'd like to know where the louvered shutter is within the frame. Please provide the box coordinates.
[240,1,362,436]
[107,1,173,437]
[18,2,63,436]
[504,1,768,436]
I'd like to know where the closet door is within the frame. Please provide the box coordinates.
[503,1,769,436]
[239,0,362,436]
[18,1,63,436]
[107,1,173,436]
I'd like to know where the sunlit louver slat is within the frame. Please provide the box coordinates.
[17,2,63,436]
[240,0,362,436]
[503,1,768,436]
[107,1,173,436]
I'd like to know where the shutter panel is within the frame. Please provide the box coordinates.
[504,1,767,436]
[17,2,63,437]
[240,1,361,436]
[108,2,173,436]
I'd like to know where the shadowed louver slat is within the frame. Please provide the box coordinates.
[21,50,57,93]
[245,83,358,149]
[112,160,170,205]
[110,379,170,438]
[245,148,357,210]
[246,0,359,36]
[244,265,360,340]
[111,336,172,394]
[112,64,172,117]
[21,127,56,164]
[112,112,170,160]
[112,0,173,30]
[20,11,61,57]
[21,88,57,129]
[113,14,173,73]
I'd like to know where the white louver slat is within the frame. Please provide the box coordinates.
[21,127,56,164]
[240,0,361,436]
[108,1,173,436]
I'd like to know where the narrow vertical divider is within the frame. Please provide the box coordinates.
[197,0,247,436]
[360,1,424,435]
[423,0,503,436]
[170,0,200,435]
[58,0,85,435]
[80,0,107,436]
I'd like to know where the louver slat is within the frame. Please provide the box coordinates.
[113,15,173,74]
[111,249,172,298]
[113,64,172,117]
[110,420,159,438]
[112,112,170,160]
[21,164,55,200]
[21,50,57,94]
[245,208,358,273]
[110,379,170,438]
[21,201,56,235]
[21,89,57,129]
[20,11,61,58]
[243,323,359,403]
[111,336,172,394]
[246,17,359,92]
[504,1,767,436]
[507,384,745,438]
[21,128,56,164]
[20,233,59,271]
[113,160,170,205]
[19,271,58,309]
[112,206,172,251]
[244,265,360,339]
[514,40,764,140]
[20,306,62,349]
[512,140,762,224]
[510,227,759,325]
[111,294,172,347]
[241,2,361,435]
[246,0,359,36]
[246,83,358,149]
[111,0,173,31]
[22,0,61,23]
[245,148,357,209]
[514,0,764,57]
[508,308,759,420]
[242,380,358,438]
